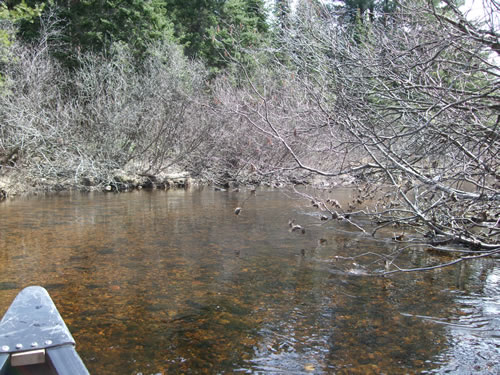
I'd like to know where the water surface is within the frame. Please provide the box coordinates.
[0,188,498,374]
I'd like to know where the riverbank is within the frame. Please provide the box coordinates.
[0,165,195,199]
[0,162,357,201]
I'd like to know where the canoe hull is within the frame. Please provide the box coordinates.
[0,286,89,375]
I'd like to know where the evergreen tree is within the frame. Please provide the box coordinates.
[0,1,44,87]
[343,0,375,23]
[340,0,398,23]
[274,0,290,32]
[166,0,268,71]
[165,0,220,60]
[208,0,268,70]
[64,0,172,54]
[13,0,173,64]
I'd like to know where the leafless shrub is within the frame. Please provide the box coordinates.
[210,56,360,186]
[71,41,212,178]
[0,26,216,190]
[214,0,499,250]
[0,26,73,176]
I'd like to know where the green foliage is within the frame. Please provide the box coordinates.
[13,0,173,66]
[66,0,172,53]
[165,0,220,60]
[343,0,375,22]
[0,1,44,88]
[5,0,271,72]
[0,1,43,21]
[208,0,268,71]
[274,0,291,30]
[166,0,268,72]
[0,0,44,52]
[336,0,397,43]
[340,0,398,24]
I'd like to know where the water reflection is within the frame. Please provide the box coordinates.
[0,189,498,374]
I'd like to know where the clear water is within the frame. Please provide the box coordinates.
[0,188,498,374]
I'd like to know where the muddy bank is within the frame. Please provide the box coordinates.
[0,166,194,200]
[0,163,357,201]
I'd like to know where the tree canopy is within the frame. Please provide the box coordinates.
[10,0,173,64]
[7,0,269,69]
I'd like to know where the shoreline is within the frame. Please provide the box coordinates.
[0,164,357,202]
[0,167,195,201]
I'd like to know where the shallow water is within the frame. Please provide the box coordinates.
[0,188,498,374]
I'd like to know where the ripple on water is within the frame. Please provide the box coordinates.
[0,189,499,374]
[427,267,500,374]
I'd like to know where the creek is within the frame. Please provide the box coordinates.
[0,188,498,374]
